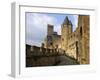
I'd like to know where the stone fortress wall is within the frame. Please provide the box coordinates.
[44,15,90,64]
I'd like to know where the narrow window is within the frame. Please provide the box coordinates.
[80,27,82,36]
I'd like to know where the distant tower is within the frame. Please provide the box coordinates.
[47,24,54,36]
[61,16,73,52]
[45,24,54,49]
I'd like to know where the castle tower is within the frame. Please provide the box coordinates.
[61,16,72,52]
[68,20,73,34]
[47,24,54,36]
[45,24,54,49]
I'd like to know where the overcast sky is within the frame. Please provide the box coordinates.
[26,12,78,47]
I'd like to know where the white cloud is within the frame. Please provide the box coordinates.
[26,13,78,46]
[26,13,57,46]
[70,15,78,31]
[54,25,61,35]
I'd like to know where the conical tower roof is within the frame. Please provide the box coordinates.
[63,16,70,25]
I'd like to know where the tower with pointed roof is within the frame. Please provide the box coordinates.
[61,16,73,52]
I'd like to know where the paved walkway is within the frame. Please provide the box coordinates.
[55,55,79,65]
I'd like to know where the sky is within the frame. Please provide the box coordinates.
[26,12,78,47]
